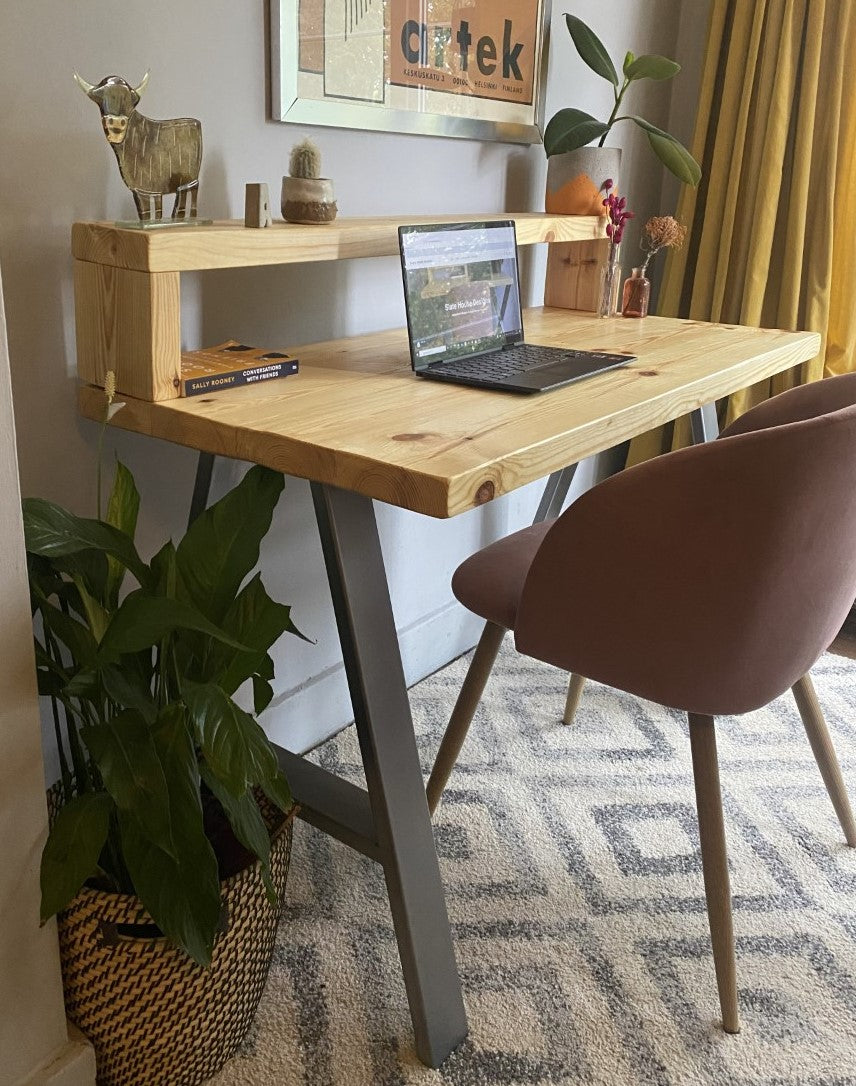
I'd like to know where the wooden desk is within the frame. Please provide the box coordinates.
[79,309,818,518]
[79,308,820,1068]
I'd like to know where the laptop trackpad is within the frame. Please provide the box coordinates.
[502,355,630,390]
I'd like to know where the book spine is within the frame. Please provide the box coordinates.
[182,360,298,397]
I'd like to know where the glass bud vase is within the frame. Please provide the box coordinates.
[598,247,622,318]
[622,266,651,318]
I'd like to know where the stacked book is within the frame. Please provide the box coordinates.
[179,341,298,396]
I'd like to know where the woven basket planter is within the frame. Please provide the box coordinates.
[52,790,294,1086]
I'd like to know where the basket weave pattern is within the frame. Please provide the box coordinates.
[55,799,293,1086]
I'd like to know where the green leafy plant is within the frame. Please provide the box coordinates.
[543,13,701,187]
[27,457,305,966]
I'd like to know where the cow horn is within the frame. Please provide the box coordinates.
[132,70,150,97]
[73,71,97,98]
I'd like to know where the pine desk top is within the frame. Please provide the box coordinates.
[78,308,821,519]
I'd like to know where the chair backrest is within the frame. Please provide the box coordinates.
[515,381,856,716]
[720,372,856,438]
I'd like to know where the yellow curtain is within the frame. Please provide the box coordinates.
[628,0,856,464]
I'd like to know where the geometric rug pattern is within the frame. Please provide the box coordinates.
[210,644,856,1085]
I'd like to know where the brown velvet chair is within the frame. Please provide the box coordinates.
[427,374,856,1034]
[561,372,856,725]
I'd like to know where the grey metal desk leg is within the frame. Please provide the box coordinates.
[310,482,468,1068]
[690,402,720,444]
[533,463,579,523]
[188,451,216,528]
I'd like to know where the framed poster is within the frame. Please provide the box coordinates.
[271,0,550,144]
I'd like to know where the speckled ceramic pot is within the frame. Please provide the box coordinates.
[281,176,337,224]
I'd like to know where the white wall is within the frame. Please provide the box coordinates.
[0,1,697,763]
[0,271,96,1086]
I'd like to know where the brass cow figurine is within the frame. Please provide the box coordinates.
[74,71,202,222]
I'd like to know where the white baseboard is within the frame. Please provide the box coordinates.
[15,1026,95,1086]
[264,600,484,754]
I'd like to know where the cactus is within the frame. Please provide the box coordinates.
[289,139,321,180]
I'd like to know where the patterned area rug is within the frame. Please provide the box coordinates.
[210,645,856,1086]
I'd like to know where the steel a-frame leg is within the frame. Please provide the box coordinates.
[308,482,467,1067]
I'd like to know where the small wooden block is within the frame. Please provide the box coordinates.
[244,183,272,228]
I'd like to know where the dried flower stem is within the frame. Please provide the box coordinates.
[640,215,686,275]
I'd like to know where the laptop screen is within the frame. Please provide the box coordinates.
[399,221,524,371]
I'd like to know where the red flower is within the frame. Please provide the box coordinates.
[603,190,634,250]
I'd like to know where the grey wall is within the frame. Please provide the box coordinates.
[0,1,699,764]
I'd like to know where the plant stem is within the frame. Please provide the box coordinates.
[43,624,90,795]
[171,639,183,700]
[50,694,73,800]
[95,389,113,520]
[102,811,134,894]
[598,79,629,147]
[96,424,105,521]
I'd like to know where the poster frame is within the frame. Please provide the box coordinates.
[270,0,551,145]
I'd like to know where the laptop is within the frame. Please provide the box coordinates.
[398,219,634,393]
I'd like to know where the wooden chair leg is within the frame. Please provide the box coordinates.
[791,674,856,847]
[426,621,506,815]
[562,673,587,725]
[688,713,741,1034]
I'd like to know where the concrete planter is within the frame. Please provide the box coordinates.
[545,147,622,216]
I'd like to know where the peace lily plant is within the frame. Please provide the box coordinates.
[27,390,305,966]
[543,14,701,187]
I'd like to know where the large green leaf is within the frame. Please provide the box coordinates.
[71,576,110,644]
[204,574,306,694]
[23,498,150,588]
[150,540,178,598]
[200,765,275,902]
[176,466,284,625]
[543,109,610,156]
[40,792,114,920]
[37,664,66,699]
[100,662,158,724]
[53,550,109,608]
[260,769,293,815]
[81,711,176,859]
[624,54,681,82]
[564,14,618,87]
[183,681,279,798]
[647,131,702,186]
[97,595,252,664]
[63,669,99,701]
[118,815,221,967]
[252,676,274,714]
[104,462,140,608]
[36,597,98,668]
[119,705,222,966]
[33,638,70,682]
[626,116,701,186]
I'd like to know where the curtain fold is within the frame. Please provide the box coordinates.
[628,0,856,465]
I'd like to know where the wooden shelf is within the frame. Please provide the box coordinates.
[71,214,606,274]
[72,212,607,402]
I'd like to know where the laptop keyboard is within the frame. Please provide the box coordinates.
[430,343,586,382]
